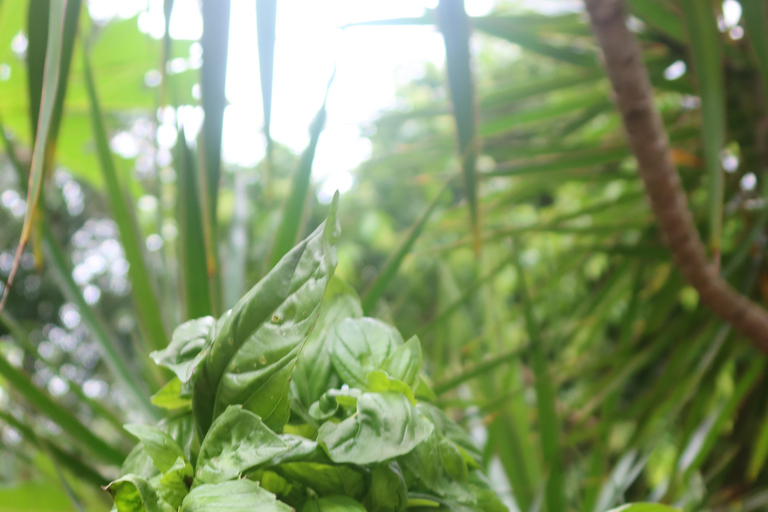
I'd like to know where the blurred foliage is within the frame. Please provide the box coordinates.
[1,0,768,511]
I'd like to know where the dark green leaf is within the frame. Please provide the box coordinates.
[363,463,408,512]
[193,196,339,435]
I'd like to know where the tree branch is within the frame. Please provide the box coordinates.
[585,0,768,353]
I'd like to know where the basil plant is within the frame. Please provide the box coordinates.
[105,198,506,511]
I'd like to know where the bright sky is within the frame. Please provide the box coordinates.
[90,0,494,199]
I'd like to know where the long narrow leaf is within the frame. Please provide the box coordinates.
[513,243,566,512]
[199,0,231,315]
[256,0,277,164]
[83,47,168,353]
[742,0,768,103]
[0,0,66,309]
[438,0,480,255]
[680,0,725,260]
[176,128,212,319]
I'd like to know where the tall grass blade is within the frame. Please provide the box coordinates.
[256,0,277,166]
[624,0,684,41]
[513,243,566,512]
[437,0,480,255]
[267,73,333,270]
[176,128,212,319]
[83,48,168,353]
[0,0,67,309]
[680,0,725,262]
[742,0,768,102]
[199,0,231,315]
[362,184,446,314]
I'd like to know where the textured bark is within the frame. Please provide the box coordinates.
[585,0,768,353]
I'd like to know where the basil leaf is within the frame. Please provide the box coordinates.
[124,424,187,474]
[292,276,363,412]
[416,403,482,466]
[264,434,332,465]
[308,388,361,422]
[195,405,291,484]
[151,457,193,509]
[382,335,422,388]
[150,316,214,383]
[302,495,367,512]
[363,463,408,512]
[367,370,416,404]
[151,378,192,411]
[180,479,292,512]
[330,317,403,389]
[317,392,433,464]
[120,445,157,479]
[193,198,340,435]
[105,474,174,512]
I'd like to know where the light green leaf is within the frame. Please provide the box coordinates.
[608,505,681,512]
[105,475,174,512]
[150,316,214,384]
[302,495,367,512]
[317,392,433,464]
[193,196,339,435]
[123,424,186,475]
[308,387,361,423]
[416,403,483,466]
[330,317,404,389]
[152,457,193,509]
[195,406,290,485]
[382,335,422,388]
[151,378,192,411]
[363,463,408,512]
[367,370,416,405]
[180,479,292,512]
[292,276,363,412]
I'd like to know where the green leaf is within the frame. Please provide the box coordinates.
[83,46,169,353]
[274,462,366,498]
[256,0,278,162]
[180,479,292,512]
[150,316,215,384]
[105,475,174,512]
[367,370,416,405]
[152,457,193,509]
[308,388,361,423]
[363,463,408,512]
[292,276,363,412]
[317,391,433,464]
[175,129,213,319]
[198,0,232,315]
[123,424,186,475]
[437,0,480,254]
[416,403,483,466]
[193,196,340,435]
[0,0,65,310]
[607,505,681,512]
[195,406,290,485]
[302,495,367,512]
[513,245,565,512]
[680,0,725,257]
[329,317,404,390]
[151,378,192,411]
[382,335,423,388]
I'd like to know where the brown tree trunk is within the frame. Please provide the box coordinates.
[585,0,768,353]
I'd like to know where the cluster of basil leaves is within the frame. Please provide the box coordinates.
[105,198,507,511]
